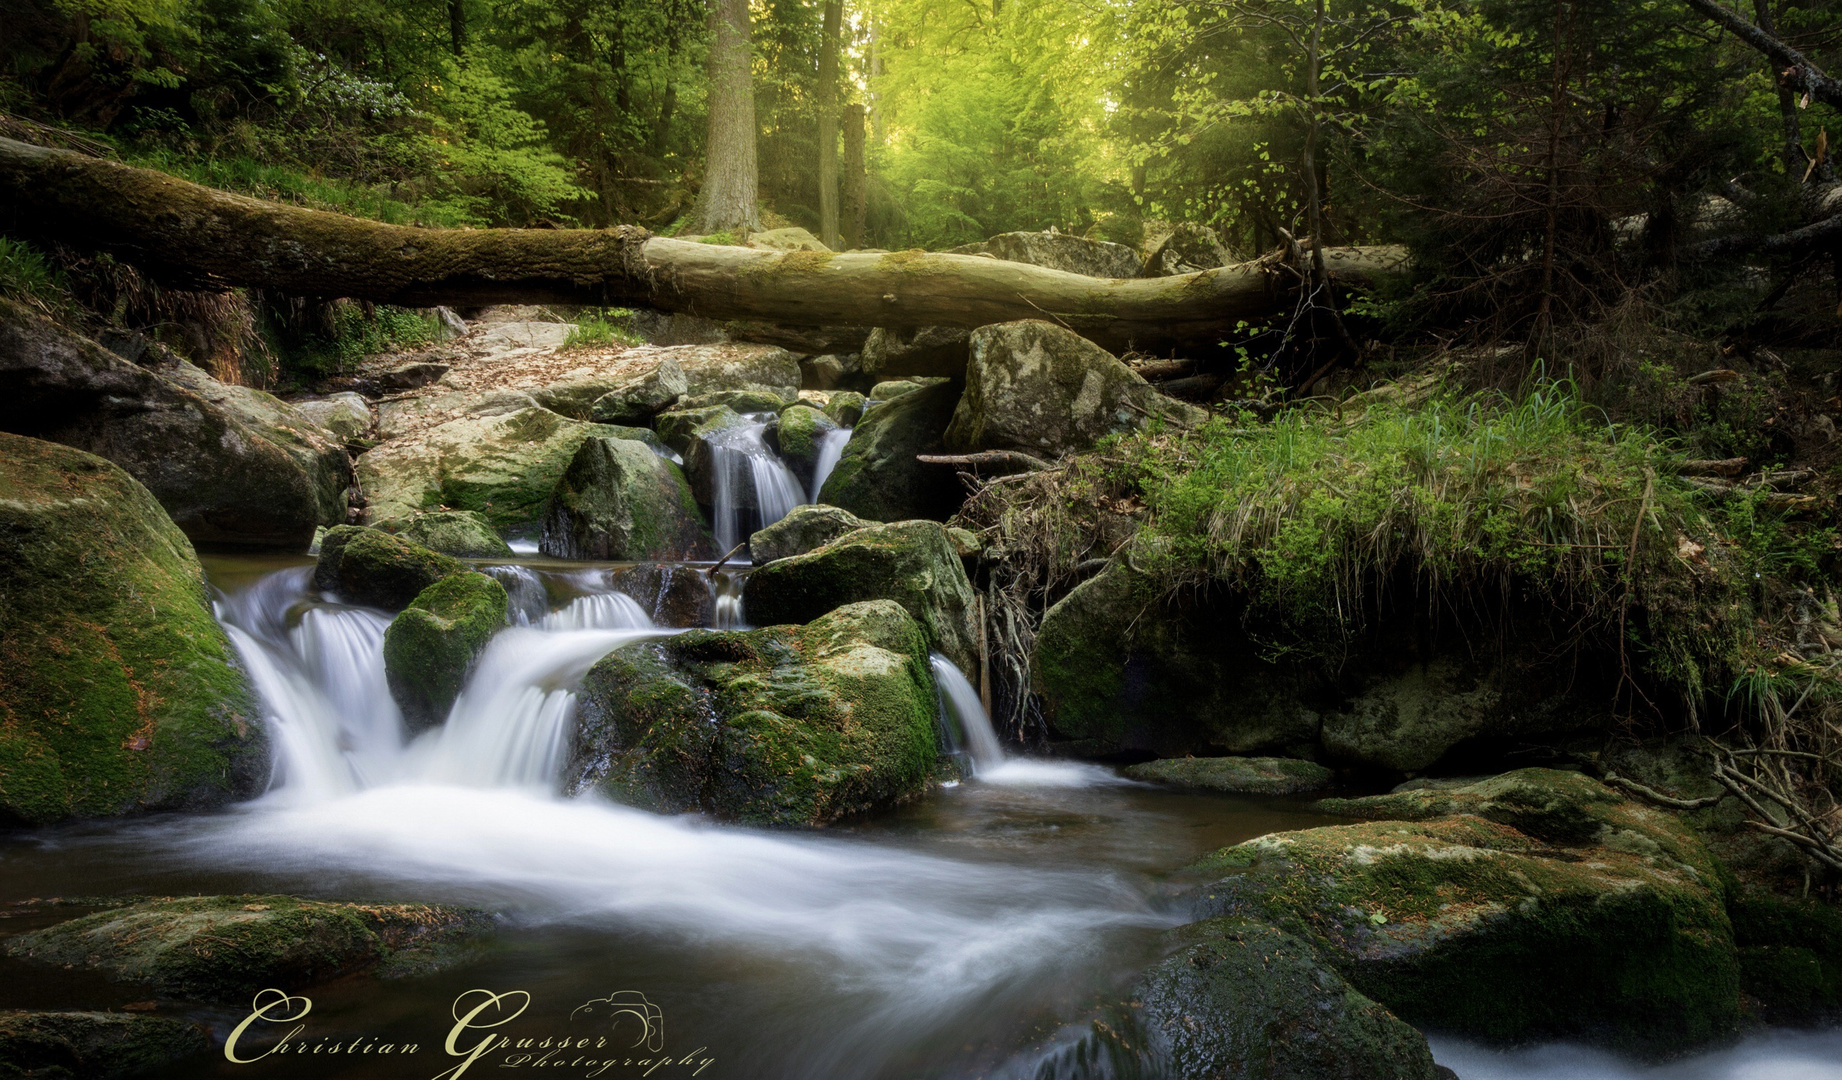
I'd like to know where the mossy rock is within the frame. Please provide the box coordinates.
[823,391,868,427]
[816,381,964,523]
[1189,779,1740,1051]
[313,525,463,611]
[572,601,939,826]
[869,379,934,401]
[4,895,493,1003]
[0,1011,208,1079]
[655,404,745,457]
[859,326,969,380]
[771,403,837,478]
[1126,756,1333,795]
[0,433,266,826]
[588,356,687,425]
[1729,891,1842,1021]
[539,437,715,561]
[742,519,980,674]
[1133,917,1440,1080]
[609,563,716,628]
[382,572,509,732]
[748,504,869,565]
[676,389,791,414]
[948,230,1143,277]
[394,510,513,558]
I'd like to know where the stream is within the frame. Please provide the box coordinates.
[0,553,1838,1079]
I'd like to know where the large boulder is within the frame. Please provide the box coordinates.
[382,572,509,731]
[375,389,537,440]
[817,381,964,522]
[610,564,716,628]
[742,520,979,675]
[588,356,687,424]
[292,391,373,441]
[1727,891,1842,1024]
[655,404,744,457]
[0,299,349,548]
[858,326,970,380]
[313,525,463,611]
[945,320,1204,458]
[949,230,1142,278]
[677,343,802,400]
[0,1011,208,1079]
[571,601,940,826]
[748,504,870,565]
[540,437,715,561]
[1193,770,1740,1051]
[0,434,266,826]
[1141,222,1241,277]
[770,403,838,483]
[357,402,655,533]
[4,895,491,1003]
[393,509,514,558]
[1133,918,1440,1080]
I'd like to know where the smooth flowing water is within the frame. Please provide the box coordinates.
[708,416,808,554]
[0,555,1835,1080]
[809,425,852,496]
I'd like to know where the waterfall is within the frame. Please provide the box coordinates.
[713,571,747,629]
[931,653,1005,773]
[484,564,549,625]
[709,415,808,555]
[810,426,852,496]
[540,590,653,631]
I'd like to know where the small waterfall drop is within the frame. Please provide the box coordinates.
[932,653,1005,772]
[540,590,653,631]
[713,571,747,629]
[484,564,549,625]
[710,416,808,554]
[810,426,852,496]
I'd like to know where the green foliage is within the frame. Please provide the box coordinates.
[268,303,439,380]
[562,308,644,351]
[0,237,75,315]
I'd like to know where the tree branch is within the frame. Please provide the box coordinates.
[1681,0,1842,110]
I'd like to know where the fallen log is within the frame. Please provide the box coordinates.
[0,136,1407,351]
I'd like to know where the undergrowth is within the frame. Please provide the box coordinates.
[268,303,441,380]
[562,308,644,350]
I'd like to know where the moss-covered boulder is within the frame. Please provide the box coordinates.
[0,434,266,826]
[1728,892,1842,1022]
[945,320,1203,458]
[675,342,803,400]
[1133,918,1440,1080]
[0,299,349,548]
[313,525,462,611]
[823,391,868,427]
[393,510,513,557]
[571,601,940,826]
[292,391,374,442]
[589,356,687,425]
[0,1011,208,1079]
[742,520,979,674]
[539,437,715,561]
[677,388,792,413]
[357,402,656,533]
[859,326,970,380]
[4,895,492,1003]
[770,403,837,479]
[870,378,939,401]
[1142,222,1241,277]
[1126,756,1333,795]
[654,403,744,457]
[382,572,509,731]
[610,564,715,628]
[817,381,964,522]
[749,504,869,565]
[1191,771,1740,1051]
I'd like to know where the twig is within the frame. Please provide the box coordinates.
[706,541,748,576]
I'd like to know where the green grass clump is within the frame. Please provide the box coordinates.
[277,304,441,377]
[562,308,644,349]
[126,151,483,228]
[0,237,75,315]
[1118,383,1750,701]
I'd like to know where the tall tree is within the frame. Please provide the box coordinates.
[817,0,843,248]
[698,0,761,232]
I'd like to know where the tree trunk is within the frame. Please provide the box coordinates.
[817,0,843,250]
[448,0,467,56]
[698,0,759,233]
[841,104,868,250]
[0,136,1407,352]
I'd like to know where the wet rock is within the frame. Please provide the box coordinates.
[313,525,463,611]
[374,389,538,441]
[742,519,979,674]
[292,391,373,441]
[358,404,657,532]
[676,388,792,413]
[540,437,714,561]
[823,391,868,427]
[771,403,837,479]
[948,230,1142,278]
[0,434,266,825]
[1141,222,1241,277]
[748,504,869,565]
[587,357,687,424]
[1192,770,1740,1051]
[1728,892,1842,1023]
[572,601,939,826]
[0,1010,208,1079]
[859,326,970,380]
[1125,756,1333,795]
[609,564,716,628]
[4,895,492,1003]
[946,320,1204,458]
[0,300,349,548]
[380,361,450,390]
[655,404,744,457]
[1134,918,1440,1080]
[817,381,964,523]
[383,571,509,731]
[393,510,513,558]
[870,378,947,401]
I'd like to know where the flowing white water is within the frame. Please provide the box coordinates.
[930,654,1132,788]
[1429,1031,1842,1080]
[810,425,853,496]
[484,563,549,625]
[710,416,808,554]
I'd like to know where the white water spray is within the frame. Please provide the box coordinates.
[810,426,852,496]
[709,416,808,554]
[929,654,1131,788]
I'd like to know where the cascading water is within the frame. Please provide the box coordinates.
[810,425,852,496]
[484,563,549,625]
[710,415,808,554]
[931,653,1133,788]
[713,569,747,629]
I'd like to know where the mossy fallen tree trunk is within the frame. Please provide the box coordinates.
[0,136,1405,351]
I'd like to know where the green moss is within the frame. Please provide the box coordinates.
[0,1011,209,1079]
[4,895,492,1003]
[1729,892,1842,1018]
[382,572,508,731]
[1125,755,1333,794]
[541,437,714,561]
[314,525,463,610]
[394,510,514,558]
[773,404,834,472]
[0,434,265,826]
